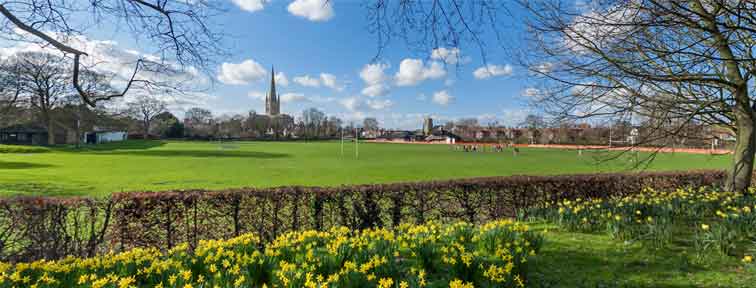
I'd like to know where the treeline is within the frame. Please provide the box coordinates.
[0,52,377,144]
[442,115,732,148]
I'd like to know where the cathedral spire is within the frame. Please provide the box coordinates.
[269,66,276,101]
[266,66,280,116]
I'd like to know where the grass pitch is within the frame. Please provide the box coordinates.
[0,140,730,196]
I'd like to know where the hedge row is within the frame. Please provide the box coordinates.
[0,170,725,262]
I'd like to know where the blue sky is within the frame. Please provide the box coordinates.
[202,0,537,129]
[2,0,542,130]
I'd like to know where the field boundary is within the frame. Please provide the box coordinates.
[367,140,733,155]
[0,170,725,263]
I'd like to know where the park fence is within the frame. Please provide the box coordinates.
[0,170,726,262]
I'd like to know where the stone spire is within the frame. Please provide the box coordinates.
[266,66,280,116]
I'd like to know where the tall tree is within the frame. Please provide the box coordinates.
[302,108,326,139]
[0,0,223,106]
[369,1,756,191]
[127,95,167,139]
[363,117,379,131]
[522,1,756,191]
[11,52,70,145]
[184,107,213,137]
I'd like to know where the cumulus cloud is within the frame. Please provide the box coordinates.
[287,0,334,22]
[431,47,469,65]
[320,73,343,91]
[366,99,393,110]
[395,59,446,86]
[360,63,390,97]
[248,90,266,100]
[218,59,267,85]
[0,33,212,111]
[531,62,554,74]
[431,90,454,106]
[339,97,361,111]
[521,87,542,98]
[280,92,309,103]
[275,72,289,86]
[340,96,393,111]
[473,64,513,79]
[293,75,321,87]
[232,0,268,12]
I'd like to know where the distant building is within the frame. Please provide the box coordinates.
[83,127,128,144]
[0,124,49,145]
[423,117,433,136]
[266,67,281,116]
[0,123,76,145]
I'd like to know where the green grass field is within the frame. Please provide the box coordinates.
[0,140,731,197]
[530,223,755,287]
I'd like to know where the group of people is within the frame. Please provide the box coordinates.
[454,143,519,154]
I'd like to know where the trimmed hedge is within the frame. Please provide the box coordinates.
[0,170,725,262]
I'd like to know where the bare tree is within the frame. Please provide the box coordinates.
[127,95,167,139]
[302,108,326,139]
[366,1,513,62]
[9,52,71,145]
[0,0,224,107]
[363,117,379,131]
[521,1,756,191]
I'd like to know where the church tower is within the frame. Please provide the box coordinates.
[266,66,280,116]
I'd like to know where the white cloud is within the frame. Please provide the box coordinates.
[320,73,344,91]
[366,99,393,110]
[287,0,334,22]
[248,90,266,100]
[232,0,268,12]
[280,92,309,103]
[473,64,513,79]
[499,109,530,126]
[275,72,289,86]
[0,32,212,112]
[565,4,641,54]
[340,97,361,111]
[395,59,446,86]
[432,90,454,106]
[359,63,390,97]
[361,84,388,98]
[522,87,542,98]
[431,47,469,65]
[218,59,267,85]
[531,62,554,74]
[293,75,321,87]
[340,96,392,111]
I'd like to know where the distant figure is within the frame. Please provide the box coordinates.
[513,147,520,156]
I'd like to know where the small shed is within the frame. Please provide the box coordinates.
[83,130,128,144]
[0,124,49,146]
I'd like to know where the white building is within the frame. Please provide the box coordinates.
[82,130,128,144]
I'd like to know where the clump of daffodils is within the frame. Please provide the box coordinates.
[0,220,542,288]
[528,187,756,263]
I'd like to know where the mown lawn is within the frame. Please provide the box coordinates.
[0,140,730,196]
[529,223,754,287]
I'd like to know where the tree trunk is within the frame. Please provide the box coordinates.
[726,87,755,192]
[143,120,150,140]
[46,118,55,145]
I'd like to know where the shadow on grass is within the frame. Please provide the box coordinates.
[60,140,166,152]
[0,161,55,169]
[87,149,289,159]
